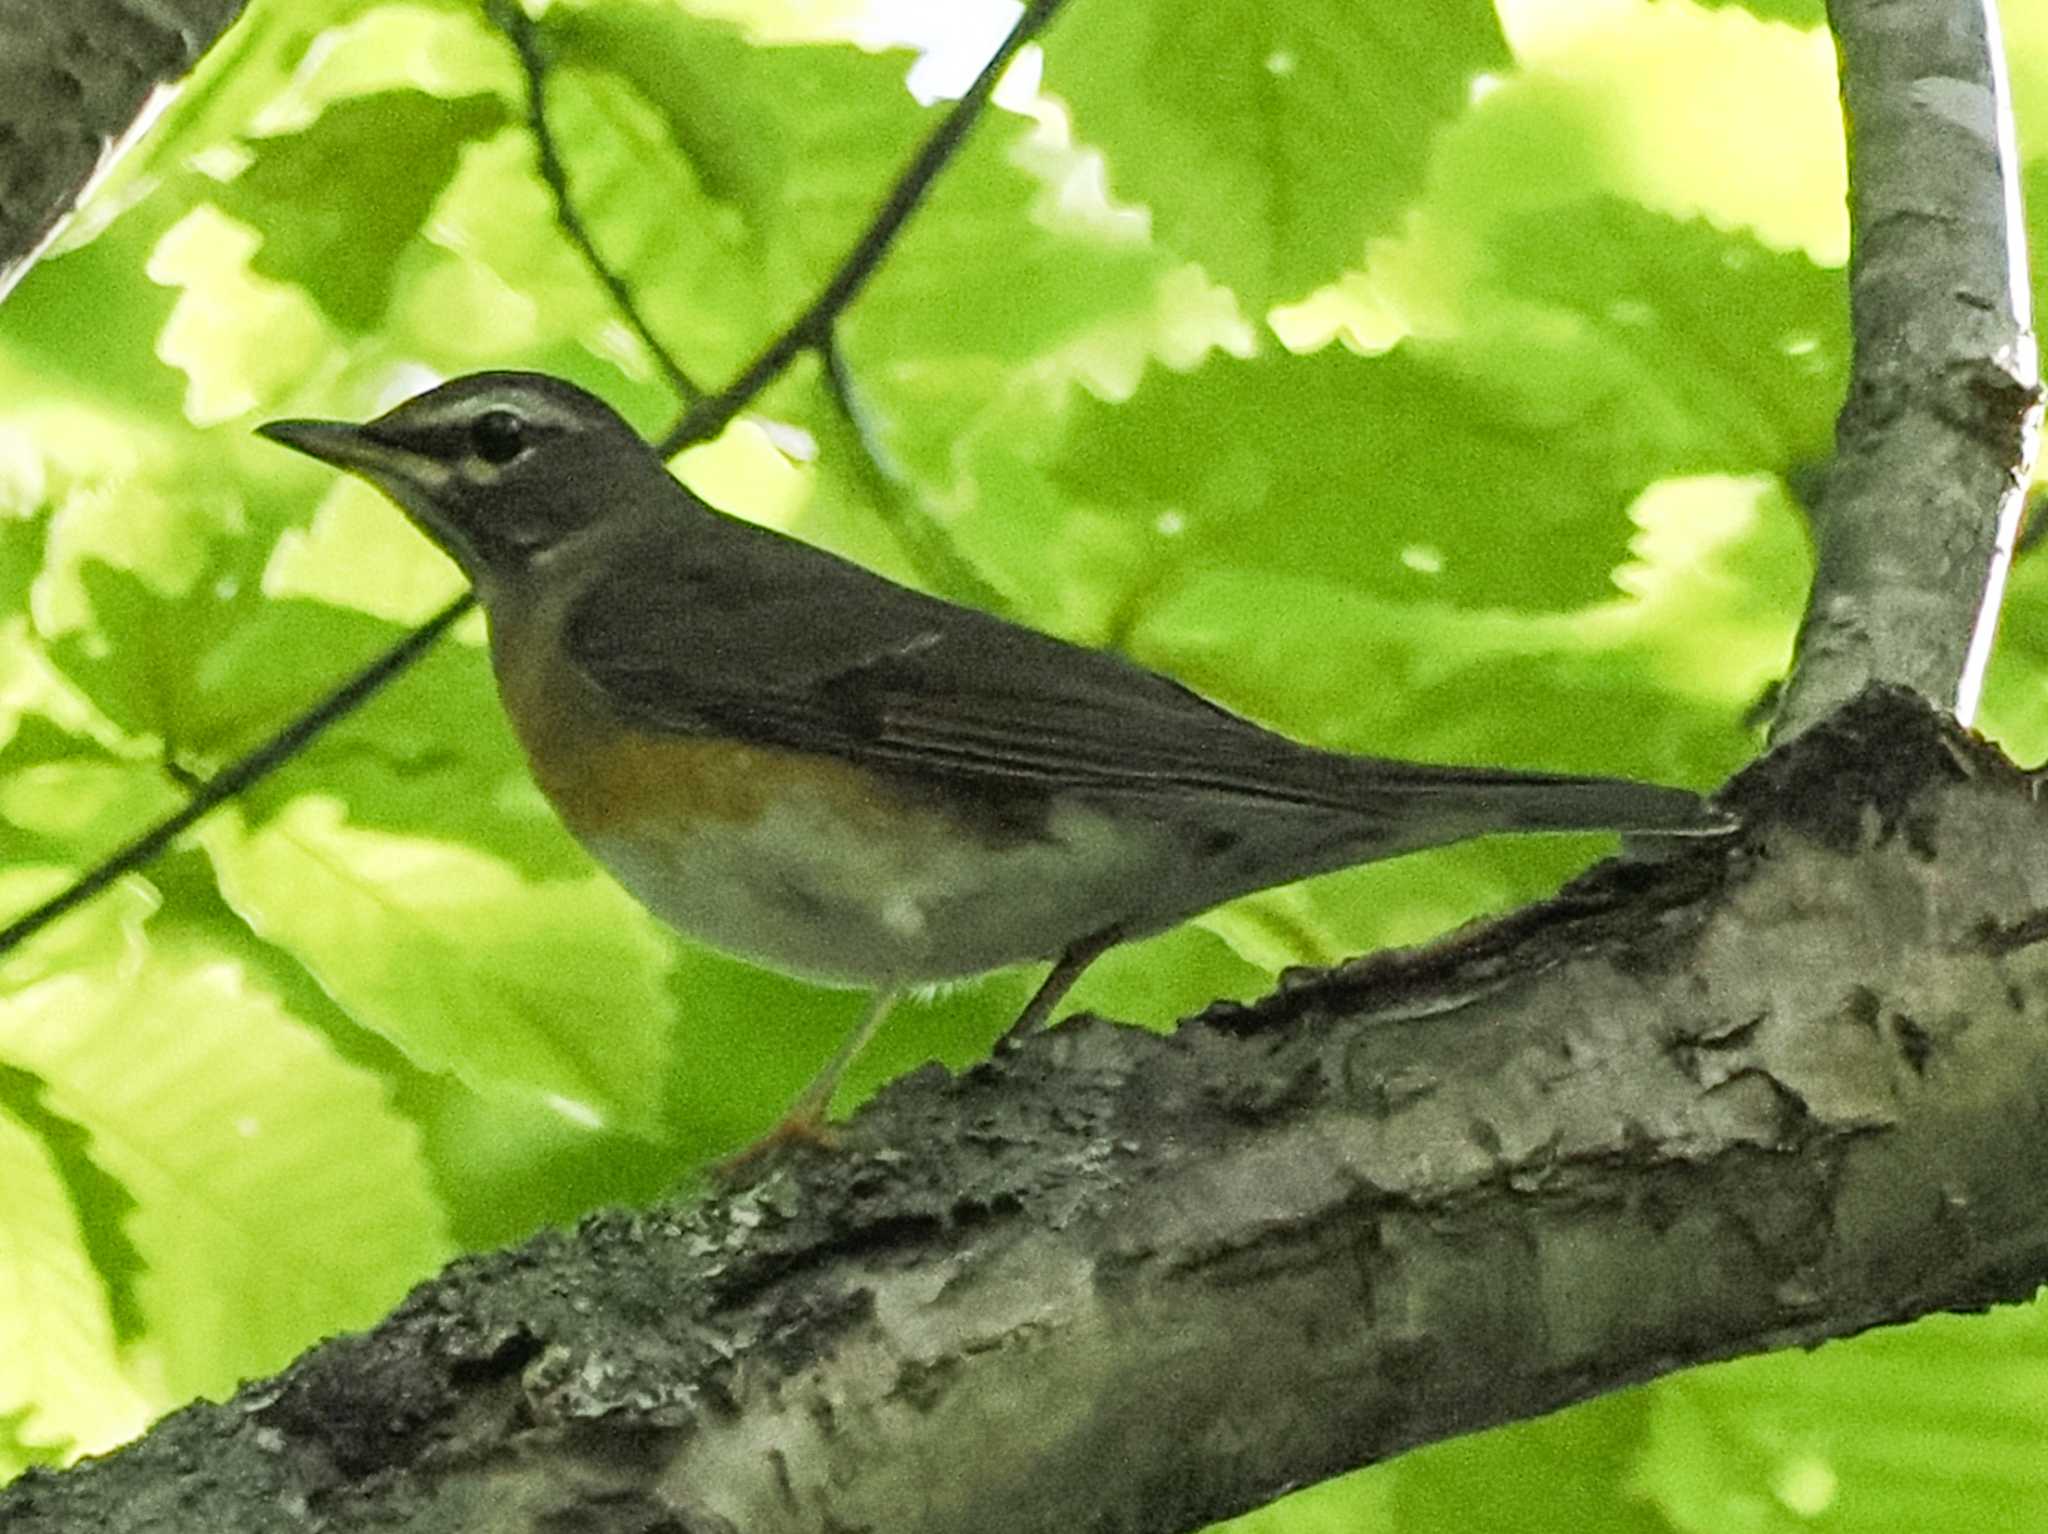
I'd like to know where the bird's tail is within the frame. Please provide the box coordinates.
[1149,755,1733,934]
[1294,754,1735,856]
[1423,769,1729,837]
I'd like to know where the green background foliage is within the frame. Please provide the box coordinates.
[1,0,2045,1524]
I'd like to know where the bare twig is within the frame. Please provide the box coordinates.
[0,595,476,957]
[1772,0,2042,740]
[819,333,1016,614]
[656,0,1070,455]
[493,1,703,405]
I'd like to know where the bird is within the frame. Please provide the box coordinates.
[259,371,1730,1145]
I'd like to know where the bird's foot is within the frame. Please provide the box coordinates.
[711,1103,843,1180]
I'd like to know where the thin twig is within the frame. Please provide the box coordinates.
[494,1,703,405]
[656,0,1070,455]
[819,332,1015,615]
[0,595,477,958]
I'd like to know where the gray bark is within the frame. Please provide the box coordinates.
[0,0,247,301]
[1774,0,2041,738]
[4,687,2045,1534]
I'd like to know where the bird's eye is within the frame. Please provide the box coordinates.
[470,409,528,465]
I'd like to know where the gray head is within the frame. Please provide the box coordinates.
[259,371,675,580]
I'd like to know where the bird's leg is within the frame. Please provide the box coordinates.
[779,987,899,1136]
[1003,928,1121,1043]
[718,990,898,1173]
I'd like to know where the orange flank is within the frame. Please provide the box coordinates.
[490,613,913,838]
[538,726,898,837]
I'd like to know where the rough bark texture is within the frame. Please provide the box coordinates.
[4,687,2045,1533]
[1775,0,2042,738]
[0,0,247,301]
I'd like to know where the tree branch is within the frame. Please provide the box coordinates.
[654,0,1071,456]
[493,0,704,405]
[818,333,1019,613]
[6,687,2043,1532]
[0,595,475,957]
[1773,0,2041,739]
[0,0,246,300]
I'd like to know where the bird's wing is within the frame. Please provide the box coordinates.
[555,512,1707,839]
[560,515,1422,814]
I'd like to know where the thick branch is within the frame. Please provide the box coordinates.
[0,0,245,300]
[1775,0,2041,738]
[8,688,2047,1533]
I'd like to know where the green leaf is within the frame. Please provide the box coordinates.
[1978,545,2048,767]
[223,91,513,332]
[1214,1389,1665,1533]
[39,557,584,880]
[2025,163,2048,359]
[0,1065,144,1343]
[1439,2,1846,266]
[263,470,469,622]
[536,3,930,377]
[385,103,674,387]
[1044,0,1510,308]
[0,1102,153,1466]
[1098,474,1800,961]
[845,110,1171,368]
[21,417,253,640]
[245,1,516,124]
[942,402,1190,640]
[0,203,192,420]
[0,713,179,870]
[0,933,452,1401]
[0,875,155,1002]
[548,2,924,284]
[0,422,50,616]
[1065,921,1273,1029]
[148,205,333,426]
[1636,1304,2048,1534]
[661,949,895,1157]
[1467,200,1848,483]
[202,798,677,1138]
[0,712,122,778]
[1394,1388,1668,1533]
[1124,477,1801,773]
[1689,0,1825,28]
[47,560,414,759]
[815,120,1184,565]
[0,5,510,414]
[35,504,620,893]
[1052,346,1646,613]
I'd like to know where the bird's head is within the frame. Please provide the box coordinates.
[259,371,673,581]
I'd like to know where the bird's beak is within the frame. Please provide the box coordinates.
[258,418,408,475]
[259,416,456,514]
[258,415,469,568]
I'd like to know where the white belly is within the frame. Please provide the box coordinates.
[579,786,1166,985]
